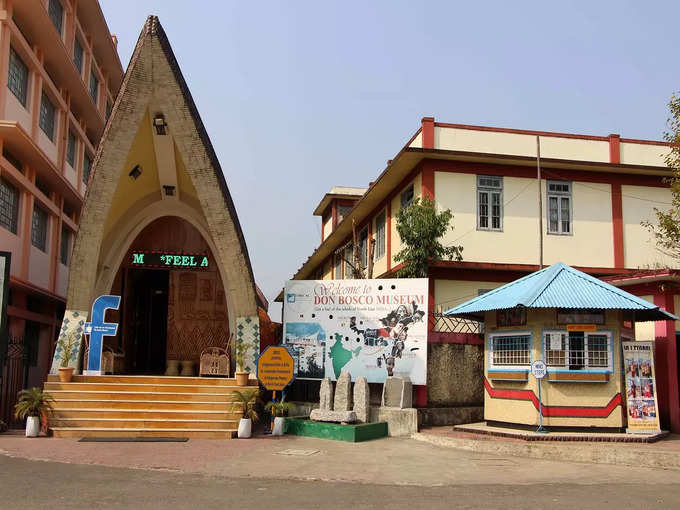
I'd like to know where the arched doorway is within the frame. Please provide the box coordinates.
[108,216,229,375]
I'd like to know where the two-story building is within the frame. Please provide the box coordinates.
[284,117,680,432]
[0,0,123,420]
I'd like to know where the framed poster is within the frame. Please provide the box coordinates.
[283,279,428,385]
[622,341,661,433]
[0,252,10,368]
[497,306,526,327]
[557,308,605,325]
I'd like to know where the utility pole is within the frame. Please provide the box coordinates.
[537,136,544,269]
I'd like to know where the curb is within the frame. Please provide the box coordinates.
[411,432,680,470]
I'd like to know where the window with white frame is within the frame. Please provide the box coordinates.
[73,37,84,75]
[547,180,572,234]
[489,333,531,367]
[359,227,368,268]
[39,92,56,141]
[477,175,502,231]
[8,47,28,107]
[375,210,386,260]
[544,330,611,370]
[401,184,414,209]
[48,0,64,36]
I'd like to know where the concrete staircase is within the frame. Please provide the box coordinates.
[45,375,255,439]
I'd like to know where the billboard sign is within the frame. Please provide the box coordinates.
[283,279,428,385]
[623,341,661,433]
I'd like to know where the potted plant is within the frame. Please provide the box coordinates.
[232,388,260,438]
[234,338,251,386]
[14,387,53,437]
[265,396,293,436]
[57,331,79,383]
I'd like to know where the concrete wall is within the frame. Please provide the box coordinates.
[428,343,484,407]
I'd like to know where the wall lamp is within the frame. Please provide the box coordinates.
[154,114,167,135]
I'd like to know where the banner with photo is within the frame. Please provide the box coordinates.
[623,341,661,433]
[283,279,428,385]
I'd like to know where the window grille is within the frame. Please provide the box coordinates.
[73,38,84,74]
[401,185,414,209]
[83,153,92,184]
[8,47,28,106]
[359,227,368,268]
[477,175,502,231]
[31,206,48,252]
[343,244,353,279]
[89,71,99,104]
[545,331,610,370]
[66,131,76,167]
[337,205,352,224]
[334,250,342,279]
[0,177,19,234]
[375,210,386,260]
[60,225,70,265]
[39,92,56,141]
[547,180,571,234]
[48,0,63,35]
[35,178,50,198]
[491,334,530,366]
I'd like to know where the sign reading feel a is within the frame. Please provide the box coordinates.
[130,251,209,270]
[257,346,295,391]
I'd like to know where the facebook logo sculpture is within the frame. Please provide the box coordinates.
[84,295,121,375]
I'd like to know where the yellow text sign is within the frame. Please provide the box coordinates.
[257,346,295,391]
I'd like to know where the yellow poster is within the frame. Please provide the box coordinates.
[623,341,661,433]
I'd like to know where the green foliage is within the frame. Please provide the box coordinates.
[644,94,680,259]
[265,396,293,418]
[14,387,53,419]
[393,196,463,278]
[232,388,261,422]
[57,331,79,368]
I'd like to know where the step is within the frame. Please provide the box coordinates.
[51,427,236,439]
[45,382,245,393]
[49,418,238,430]
[46,375,256,386]
[51,409,242,421]
[47,390,240,402]
[51,399,237,411]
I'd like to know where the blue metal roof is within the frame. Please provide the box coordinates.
[444,262,678,322]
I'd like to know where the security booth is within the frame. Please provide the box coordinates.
[445,263,676,432]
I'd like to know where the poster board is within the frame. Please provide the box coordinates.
[283,279,428,385]
[623,341,661,433]
[0,252,10,368]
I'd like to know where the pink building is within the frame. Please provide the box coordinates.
[0,0,122,420]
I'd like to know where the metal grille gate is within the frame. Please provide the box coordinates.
[0,336,28,427]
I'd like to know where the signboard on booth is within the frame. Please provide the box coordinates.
[623,341,661,433]
[283,279,428,385]
[257,346,295,391]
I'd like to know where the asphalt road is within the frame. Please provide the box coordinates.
[2,454,679,510]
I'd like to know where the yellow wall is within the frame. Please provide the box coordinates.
[390,173,421,268]
[622,185,675,269]
[483,308,625,428]
[434,279,503,313]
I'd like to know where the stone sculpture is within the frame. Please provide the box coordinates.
[381,376,413,408]
[310,371,358,424]
[353,376,369,423]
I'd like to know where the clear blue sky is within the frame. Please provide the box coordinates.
[100,0,680,317]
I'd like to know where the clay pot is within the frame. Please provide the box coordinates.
[165,360,180,376]
[235,371,249,386]
[58,367,74,383]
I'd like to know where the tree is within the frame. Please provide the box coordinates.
[644,94,680,259]
[393,196,463,278]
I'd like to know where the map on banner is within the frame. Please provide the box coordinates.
[283,279,428,385]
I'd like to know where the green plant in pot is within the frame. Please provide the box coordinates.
[265,396,293,436]
[57,331,79,383]
[233,388,260,438]
[14,387,53,438]
[234,338,251,386]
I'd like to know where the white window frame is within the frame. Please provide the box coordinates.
[546,180,572,235]
[543,330,612,372]
[488,331,532,370]
[477,175,503,231]
[375,210,386,260]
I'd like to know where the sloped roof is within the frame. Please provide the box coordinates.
[444,262,678,322]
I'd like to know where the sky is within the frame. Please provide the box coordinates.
[100,0,680,319]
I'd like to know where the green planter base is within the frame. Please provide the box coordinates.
[284,418,388,442]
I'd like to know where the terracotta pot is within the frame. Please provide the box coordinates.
[180,360,194,376]
[165,360,180,376]
[235,371,249,386]
[58,367,74,383]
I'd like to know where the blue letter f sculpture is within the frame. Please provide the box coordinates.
[84,295,121,375]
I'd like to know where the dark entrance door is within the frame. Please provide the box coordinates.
[126,269,169,374]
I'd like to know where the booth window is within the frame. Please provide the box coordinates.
[477,175,503,231]
[544,331,611,370]
[547,180,572,234]
[490,334,531,367]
